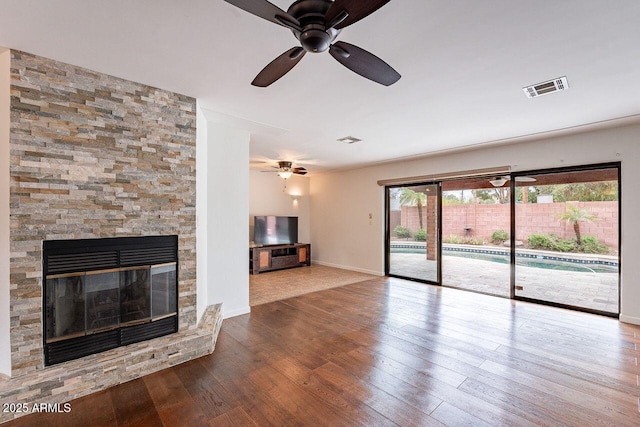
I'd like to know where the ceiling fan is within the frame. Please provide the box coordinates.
[223,0,401,87]
[489,176,537,187]
[262,161,308,179]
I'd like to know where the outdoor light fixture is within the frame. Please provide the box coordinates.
[489,177,508,187]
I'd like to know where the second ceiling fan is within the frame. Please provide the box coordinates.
[224,0,401,87]
[262,161,308,179]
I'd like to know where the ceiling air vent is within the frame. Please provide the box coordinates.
[523,76,569,98]
[338,136,362,144]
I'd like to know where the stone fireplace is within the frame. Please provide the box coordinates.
[0,50,222,423]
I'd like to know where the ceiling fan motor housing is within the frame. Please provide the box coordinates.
[288,0,339,52]
[300,27,331,52]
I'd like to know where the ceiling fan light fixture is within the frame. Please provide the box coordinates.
[278,170,293,179]
[489,177,508,187]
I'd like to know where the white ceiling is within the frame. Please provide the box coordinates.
[2,1,640,174]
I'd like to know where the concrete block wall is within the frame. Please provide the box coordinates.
[401,201,618,248]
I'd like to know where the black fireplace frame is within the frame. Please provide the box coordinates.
[42,235,179,366]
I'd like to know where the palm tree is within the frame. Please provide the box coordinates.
[559,205,597,245]
[398,188,427,229]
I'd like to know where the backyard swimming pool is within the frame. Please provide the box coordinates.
[390,244,618,274]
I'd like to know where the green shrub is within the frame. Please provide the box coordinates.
[463,237,485,245]
[443,235,484,245]
[414,228,427,241]
[579,236,610,254]
[528,233,577,252]
[527,233,551,250]
[394,225,412,239]
[552,237,577,253]
[444,234,463,244]
[491,230,509,245]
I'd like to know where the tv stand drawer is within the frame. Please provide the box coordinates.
[271,255,299,269]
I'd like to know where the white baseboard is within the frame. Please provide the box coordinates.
[619,313,640,326]
[222,306,251,319]
[312,260,384,277]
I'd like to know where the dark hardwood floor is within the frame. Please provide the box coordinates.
[7,277,640,426]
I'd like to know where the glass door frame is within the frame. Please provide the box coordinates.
[384,181,442,285]
[510,161,621,318]
[383,161,621,319]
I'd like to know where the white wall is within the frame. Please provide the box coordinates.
[249,171,310,244]
[0,48,10,376]
[310,122,640,324]
[310,166,384,276]
[195,104,209,322]
[199,112,250,319]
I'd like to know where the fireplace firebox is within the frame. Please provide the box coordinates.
[43,236,178,365]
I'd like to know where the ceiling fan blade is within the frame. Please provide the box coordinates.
[224,0,301,31]
[252,47,306,87]
[329,41,400,86]
[325,0,390,29]
[293,168,308,175]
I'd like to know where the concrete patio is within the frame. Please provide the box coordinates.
[390,251,619,314]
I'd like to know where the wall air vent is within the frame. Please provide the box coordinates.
[523,76,569,98]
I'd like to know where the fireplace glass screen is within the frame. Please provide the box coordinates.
[86,270,120,333]
[43,235,179,365]
[45,264,177,343]
[45,273,86,341]
[151,263,177,318]
[120,267,151,324]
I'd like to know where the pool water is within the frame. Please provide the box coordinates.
[391,247,618,273]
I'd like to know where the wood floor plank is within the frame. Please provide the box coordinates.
[314,361,446,427]
[458,377,602,427]
[109,378,162,426]
[172,359,239,419]
[6,276,640,426]
[208,406,258,427]
[156,399,210,426]
[270,356,406,427]
[69,390,117,427]
[431,401,493,427]
[479,359,640,425]
[333,346,540,427]
[491,343,639,396]
[238,364,344,426]
[143,368,192,412]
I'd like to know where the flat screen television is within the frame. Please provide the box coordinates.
[254,216,298,246]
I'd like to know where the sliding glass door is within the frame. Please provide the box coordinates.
[384,163,620,317]
[386,183,440,283]
[513,165,620,315]
[440,177,511,297]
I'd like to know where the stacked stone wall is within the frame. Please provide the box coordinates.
[1,50,218,423]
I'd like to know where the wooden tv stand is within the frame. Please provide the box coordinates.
[250,243,311,274]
